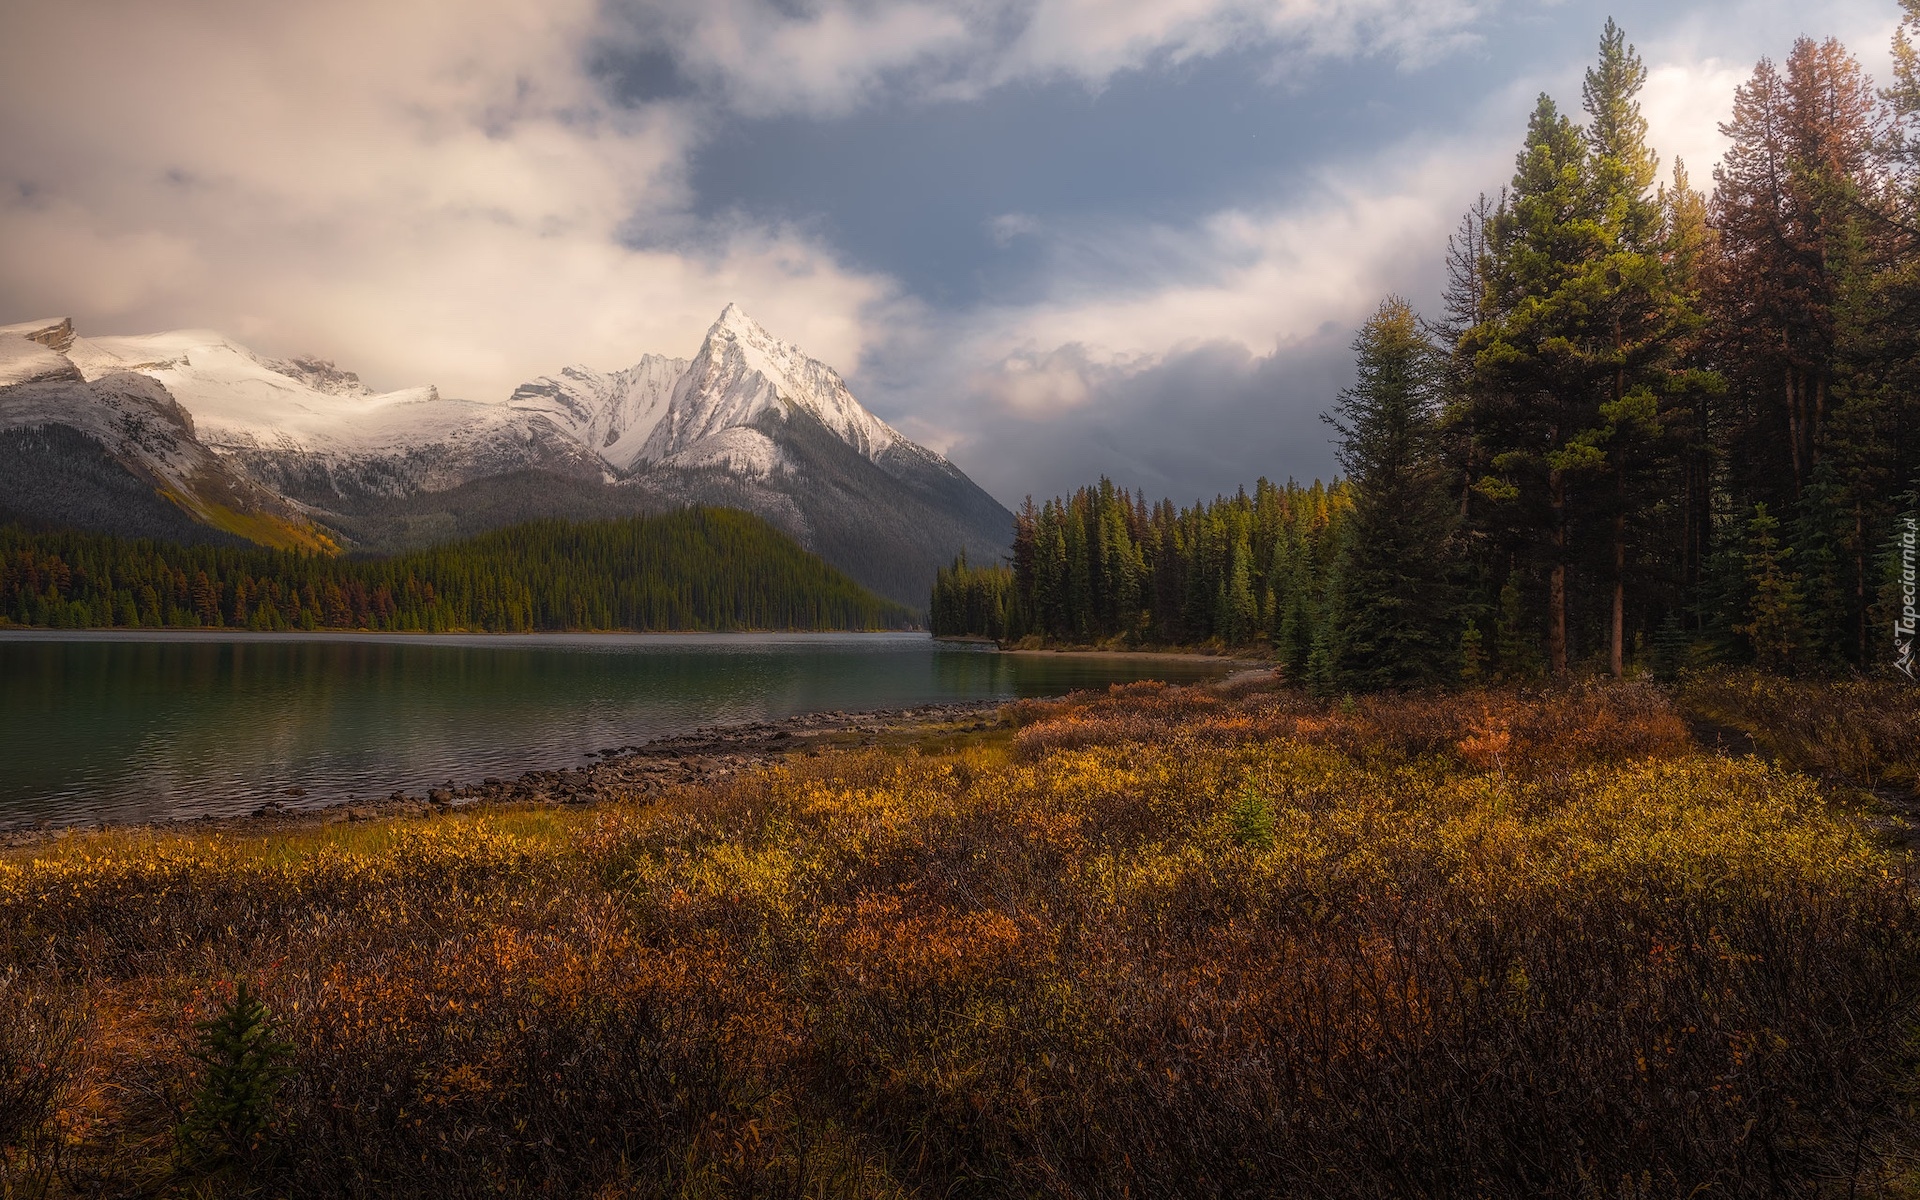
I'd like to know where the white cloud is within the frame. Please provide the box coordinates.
[842,127,1507,501]
[987,212,1043,246]
[915,135,1503,414]
[976,344,1107,412]
[1638,59,1748,181]
[0,0,894,398]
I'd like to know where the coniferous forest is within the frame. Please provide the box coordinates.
[21,12,1920,1200]
[0,508,912,633]
[929,479,1350,665]
[936,11,1920,690]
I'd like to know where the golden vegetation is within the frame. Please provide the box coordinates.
[2,679,1917,1197]
[157,488,338,555]
[1680,669,1920,793]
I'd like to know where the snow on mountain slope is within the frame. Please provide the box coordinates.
[0,333,81,387]
[1,325,612,507]
[0,357,334,550]
[507,354,687,473]
[80,329,460,454]
[0,317,76,351]
[1,307,1011,600]
[635,303,904,470]
[662,426,787,479]
[9,305,936,487]
[3,368,217,497]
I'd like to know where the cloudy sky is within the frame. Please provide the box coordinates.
[0,0,1901,504]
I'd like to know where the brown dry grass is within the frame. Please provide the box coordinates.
[1680,669,1920,792]
[2,678,1916,1198]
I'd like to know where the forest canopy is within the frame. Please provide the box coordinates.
[1,508,913,633]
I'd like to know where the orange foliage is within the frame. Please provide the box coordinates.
[1013,676,1691,773]
[0,678,1910,1197]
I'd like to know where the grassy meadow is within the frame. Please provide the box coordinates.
[3,673,1919,1197]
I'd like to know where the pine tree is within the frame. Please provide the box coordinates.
[1649,612,1692,680]
[1458,93,1600,676]
[177,980,294,1168]
[1737,504,1808,672]
[1223,541,1256,645]
[1323,296,1458,690]
[1458,620,1487,685]
[1495,570,1542,680]
[1709,39,1882,504]
[1455,21,1696,679]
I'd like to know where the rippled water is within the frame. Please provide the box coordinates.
[0,631,1235,828]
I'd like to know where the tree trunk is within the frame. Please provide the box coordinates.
[1550,467,1568,676]
[1786,367,1805,497]
[1812,372,1825,472]
[1856,505,1867,664]
[1611,355,1626,678]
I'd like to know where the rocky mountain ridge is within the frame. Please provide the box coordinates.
[0,309,1011,606]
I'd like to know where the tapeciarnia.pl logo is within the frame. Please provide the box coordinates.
[1898,515,1917,680]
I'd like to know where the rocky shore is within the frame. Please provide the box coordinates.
[2,700,1010,847]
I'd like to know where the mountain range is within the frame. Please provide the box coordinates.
[0,305,1012,606]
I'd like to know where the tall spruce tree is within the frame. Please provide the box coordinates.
[1581,19,1688,676]
[1457,20,1688,677]
[1458,93,1600,676]
[1709,37,1893,666]
[1323,297,1458,690]
[1738,504,1809,672]
[1709,39,1881,503]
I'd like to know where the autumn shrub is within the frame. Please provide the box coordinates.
[0,971,84,1196]
[1681,668,1920,791]
[579,736,1914,1197]
[1,679,1915,1197]
[1013,676,1692,773]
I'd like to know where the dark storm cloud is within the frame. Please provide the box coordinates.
[684,46,1466,307]
[949,335,1356,505]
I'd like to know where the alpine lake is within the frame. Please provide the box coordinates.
[0,631,1240,829]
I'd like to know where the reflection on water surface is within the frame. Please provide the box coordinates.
[0,631,1235,827]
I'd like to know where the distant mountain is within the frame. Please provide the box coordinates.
[0,321,333,550]
[0,308,1012,606]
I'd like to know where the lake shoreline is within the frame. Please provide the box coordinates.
[932,635,1273,665]
[1,658,1281,848]
[3,636,1263,843]
[0,699,1009,849]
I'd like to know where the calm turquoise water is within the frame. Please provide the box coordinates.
[0,631,1233,828]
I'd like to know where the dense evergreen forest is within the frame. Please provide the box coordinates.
[929,479,1350,669]
[1,508,913,633]
[936,8,1920,689]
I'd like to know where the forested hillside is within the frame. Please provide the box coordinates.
[938,11,1920,689]
[1,509,913,633]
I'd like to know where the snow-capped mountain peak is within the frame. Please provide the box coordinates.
[1,307,1012,606]
[507,353,687,472]
[633,304,904,473]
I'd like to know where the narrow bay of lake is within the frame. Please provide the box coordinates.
[0,631,1237,828]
